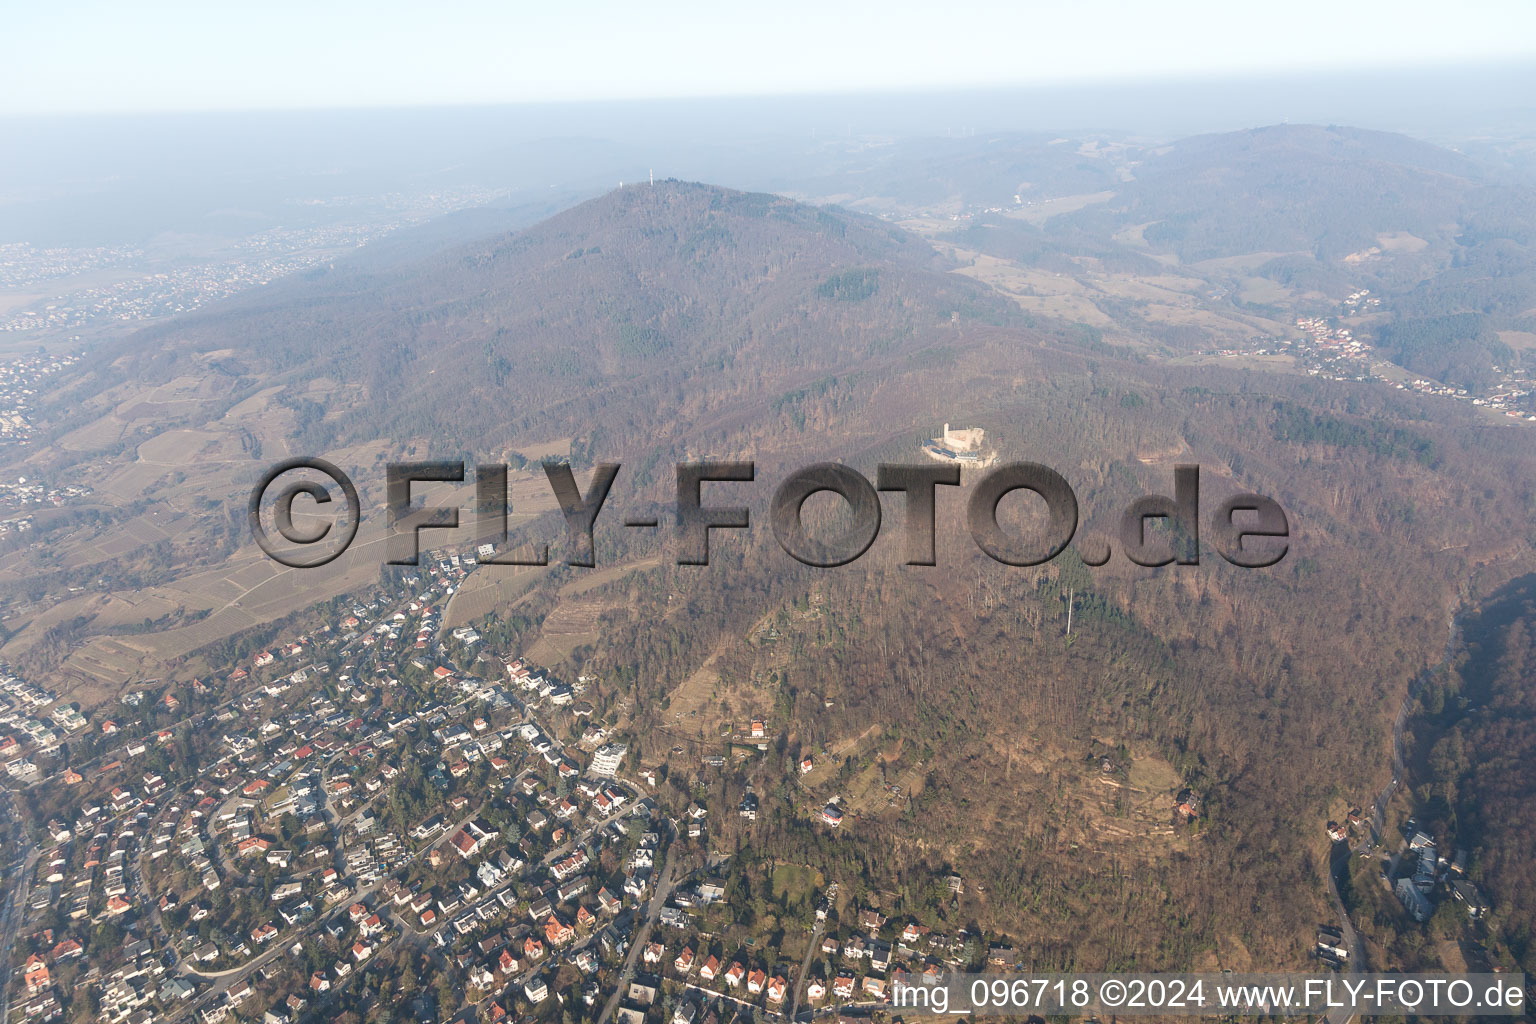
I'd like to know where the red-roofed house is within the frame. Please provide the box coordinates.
[544,915,573,946]
[23,955,49,993]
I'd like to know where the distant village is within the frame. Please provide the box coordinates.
[0,353,82,444]
[1211,290,1536,422]
[0,187,507,337]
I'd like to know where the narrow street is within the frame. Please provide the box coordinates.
[597,828,680,1024]
[788,915,826,1021]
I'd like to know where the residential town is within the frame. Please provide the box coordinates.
[0,551,1028,1024]
[0,188,506,337]
[0,353,82,444]
[1209,300,1536,422]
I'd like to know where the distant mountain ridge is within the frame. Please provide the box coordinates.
[1108,124,1490,261]
[92,125,1536,463]
[110,180,1016,457]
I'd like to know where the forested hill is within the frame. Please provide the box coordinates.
[99,128,1536,440]
[103,181,1018,456]
[1413,576,1536,976]
[906,123,1536,370]
[1111,124,1487,261]
[23,157,1536,972]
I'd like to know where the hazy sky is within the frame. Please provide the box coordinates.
[5,0,1536,115]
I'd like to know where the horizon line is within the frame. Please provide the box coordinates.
[4,57,1534,121]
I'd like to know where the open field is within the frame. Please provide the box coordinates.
[936,242,1296,346]
[657,641,735,741]
[4,354,533,702]
[522,599,607,666]
[3,511,401,705]
[940,247,1117,327]
[1377,231,1429,253]
[1004,190,1116,224]
[556,556,661,598]
[843,736,928,817]
[1238,275,1294,304]
[0,291,49,316]
[793,721,1189,856]
[1187,250,1305,275]
[442,563,547,630]
[770,863,824,906]
[512,438,572,462]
